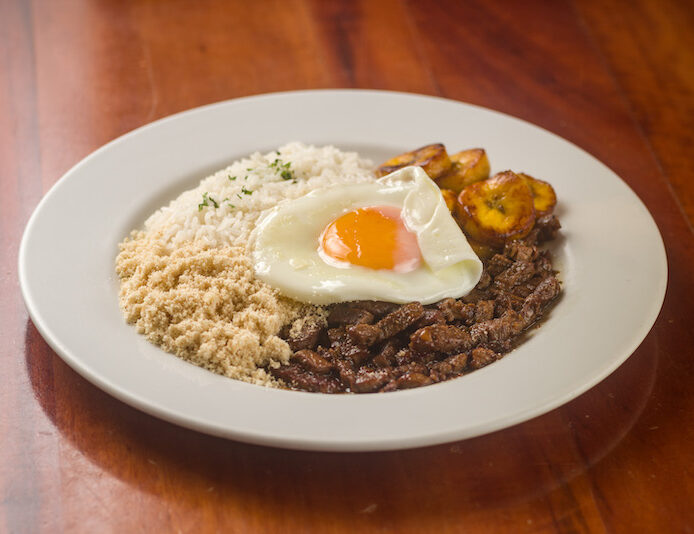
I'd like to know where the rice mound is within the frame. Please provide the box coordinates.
[116,143,374,386]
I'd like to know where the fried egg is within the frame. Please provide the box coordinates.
[248,166,483,304]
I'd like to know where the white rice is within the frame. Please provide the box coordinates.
[145,142,375,249]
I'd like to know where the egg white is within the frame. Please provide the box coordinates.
[248,166,483,305]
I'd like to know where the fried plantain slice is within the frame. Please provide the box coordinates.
[435,148,490,193]
[455,171,536,246]
[518,173,557,216]
[440,188,457,212]
[441,189,497,259]
[375,143,452,179]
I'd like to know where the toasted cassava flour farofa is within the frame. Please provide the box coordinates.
[116,143,374,386]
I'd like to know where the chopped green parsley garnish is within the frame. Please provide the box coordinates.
[270,157,296,181]
[198,192,219,211]
[240,186,253,195]
[228,175,236,181]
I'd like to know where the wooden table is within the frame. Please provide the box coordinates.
[3,1,693,532]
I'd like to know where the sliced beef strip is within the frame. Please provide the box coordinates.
[377,301,425,338]
[535,252,554,275]
[286,322,323,352]
[327,304,375,327]
[347,302,424,347]
[470,347,498,369]
[427,352,469,382]
[410,324,472,355]
[476,271,492,290]
[338,341,372,367]
[535,214,561,242]
[428,361,453,381]
[474,300,496,322]
[393,372,433,389]
[272,363,344,394]
[494,293,525,315]
[493,260,536,292]
[327,326,346,345]
[379,361,432,392]
[519,215,560,246]
[352,368,392,393]
[345,323,381,347]
[461,287,494,304]
[445,352,469,373]
[334,358,357,390]
[520,275,561,325]
[413,308,447,329]
[486,254,514,277]
[345,300,400,317]
[394,348,416,366]
[437,298,475,324]
[470,310,525,348]
[505,241,538,263]
[372,338,401,367]
[293,349,333,374]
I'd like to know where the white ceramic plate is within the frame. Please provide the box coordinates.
[19,90,667,451]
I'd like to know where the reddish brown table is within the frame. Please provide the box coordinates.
[2,1,693,532]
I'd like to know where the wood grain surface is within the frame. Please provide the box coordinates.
[2,0,693,532]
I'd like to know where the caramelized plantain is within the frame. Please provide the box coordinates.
[455,171,536,246]
[518,173,557,216]
[435,148,490,193]
[441,189,497,259]
[440,188,457,212]
[375,143,452,179]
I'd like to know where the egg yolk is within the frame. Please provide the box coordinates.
[319,206,421,272]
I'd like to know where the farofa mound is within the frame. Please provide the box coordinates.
[116,231,324,387]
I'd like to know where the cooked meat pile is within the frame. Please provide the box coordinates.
[270,214,562,393]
